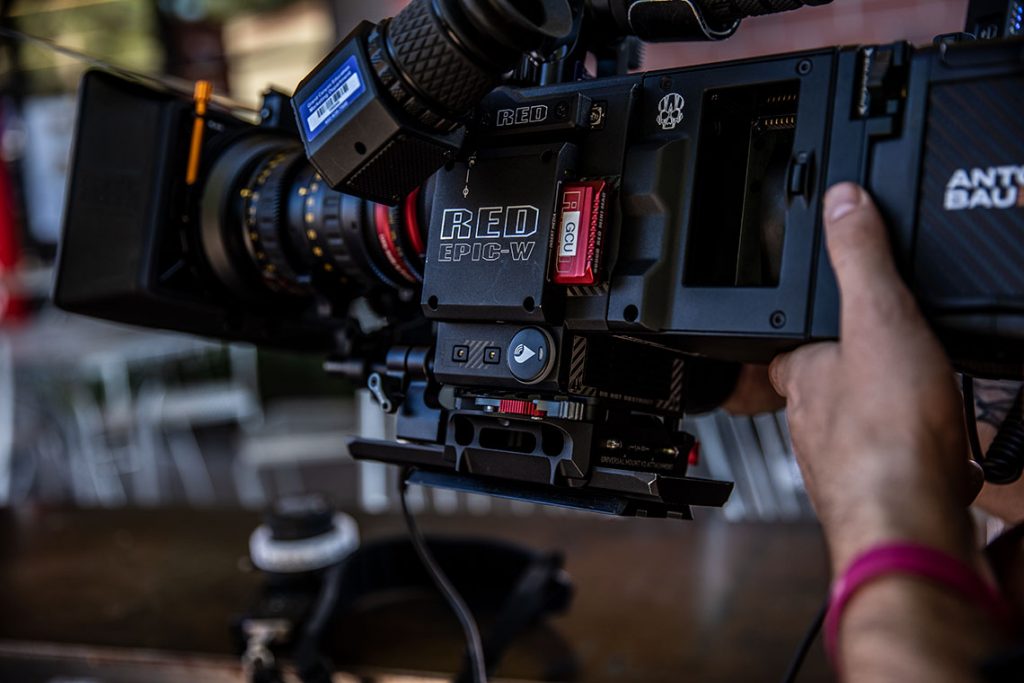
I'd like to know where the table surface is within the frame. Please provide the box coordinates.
[0,506,832,682]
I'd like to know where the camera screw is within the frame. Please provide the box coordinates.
[797,59,813,76]
[770,311,787,329]
[555,101,569,119]
[659,76,672,92]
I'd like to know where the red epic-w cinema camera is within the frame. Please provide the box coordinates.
[55,0,1024,517]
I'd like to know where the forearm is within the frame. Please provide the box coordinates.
[827,479,1009,682]
[841,576,1005,683]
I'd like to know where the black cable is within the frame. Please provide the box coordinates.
[981,387,1024,485]
[400,471,488,683]
[294,561,345,683]
[780,597,828,683]
[962,375,1024,484]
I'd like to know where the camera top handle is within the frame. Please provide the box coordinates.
[587,0,834,44]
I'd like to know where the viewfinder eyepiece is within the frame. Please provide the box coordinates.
[291,0,574,205]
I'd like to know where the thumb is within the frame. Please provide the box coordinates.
[823,183,915,329]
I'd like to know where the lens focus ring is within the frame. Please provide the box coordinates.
[245,151,311,295]
[383,0,498,121]
[289,165,370,290]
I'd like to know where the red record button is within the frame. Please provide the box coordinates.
[553,180,607,286]
[498,399,544,418]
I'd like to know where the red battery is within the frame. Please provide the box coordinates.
[553,180,607,285]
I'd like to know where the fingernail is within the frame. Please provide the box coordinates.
[825,183,863,224]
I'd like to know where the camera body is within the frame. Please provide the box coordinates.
[418,40,1024,370]
[352,37,1024,516]
[55,1,1024,517]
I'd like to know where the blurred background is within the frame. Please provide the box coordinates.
[0,1,988,681]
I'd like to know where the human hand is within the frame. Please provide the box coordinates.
[769,183,981,573]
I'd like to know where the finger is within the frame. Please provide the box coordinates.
[769,352,793,398]
[823,183,916,330]
[769,343,838,399]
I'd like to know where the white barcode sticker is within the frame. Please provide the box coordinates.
[299,55,367,142]
[306,72,361,131]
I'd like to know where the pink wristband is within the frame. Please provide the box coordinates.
[825,542,1011,666]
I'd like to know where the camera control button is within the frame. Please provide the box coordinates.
[507,328,555,385]
[452,345,469,363]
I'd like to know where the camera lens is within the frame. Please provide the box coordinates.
[200,134,427,303]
